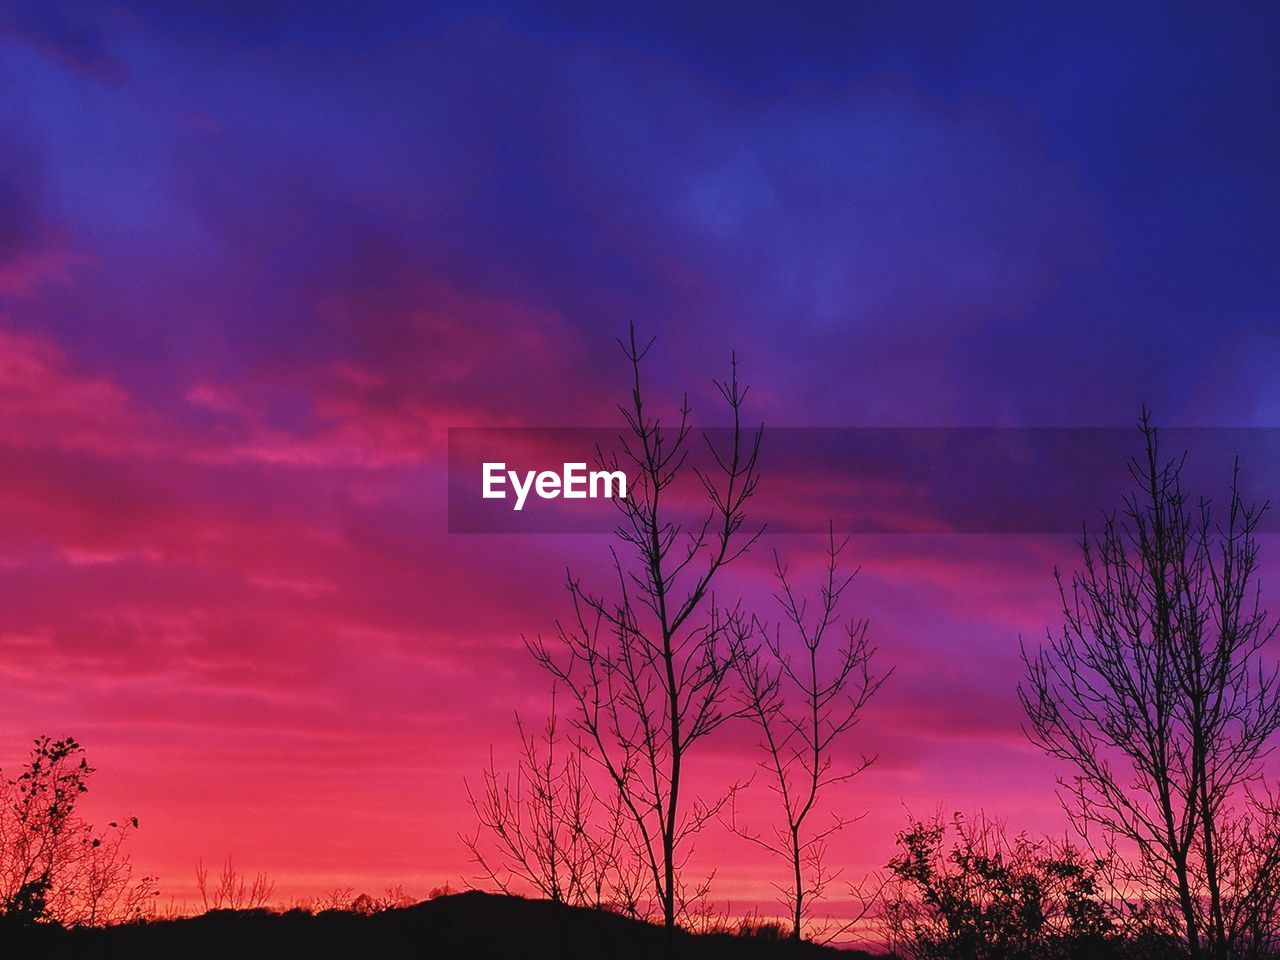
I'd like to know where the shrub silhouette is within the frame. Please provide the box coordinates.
[0,736,154,927]
[883,812,1120,960]
[195,856,274,912]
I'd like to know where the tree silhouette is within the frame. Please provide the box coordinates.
[0,736,155,927]
[1021,412,1280,959]
[528,325,763,932]
[728,526,889,943]
[195,856,275,911]
[463,688,645,915]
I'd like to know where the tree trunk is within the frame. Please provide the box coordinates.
[791,827,803,943]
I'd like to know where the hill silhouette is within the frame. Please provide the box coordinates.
[7,891,868,958]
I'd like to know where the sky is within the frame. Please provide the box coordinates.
[1,0,1279,921]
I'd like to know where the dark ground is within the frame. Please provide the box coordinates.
[4,891,872,958]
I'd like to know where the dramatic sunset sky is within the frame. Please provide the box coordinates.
[2,0,1279,917]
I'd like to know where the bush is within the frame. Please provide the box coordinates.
[0,736,155,927]
[882,812,1119,960]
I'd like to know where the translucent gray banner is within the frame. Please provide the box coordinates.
[447,427,1280,534]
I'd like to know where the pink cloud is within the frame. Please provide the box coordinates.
[0,247,84,297]
[0,328,156,455]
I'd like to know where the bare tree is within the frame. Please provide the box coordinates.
[728,525,889,943]
[528,325,763,931]
[195,856,275,912]
[1020,411,1280,959]
[463,688,640,913]
[49,815,157,926]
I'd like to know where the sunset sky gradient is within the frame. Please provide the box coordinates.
[2,1,1279,915]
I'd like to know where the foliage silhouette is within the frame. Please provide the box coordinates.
[881,811,1126,960]
[0,736,155,927]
